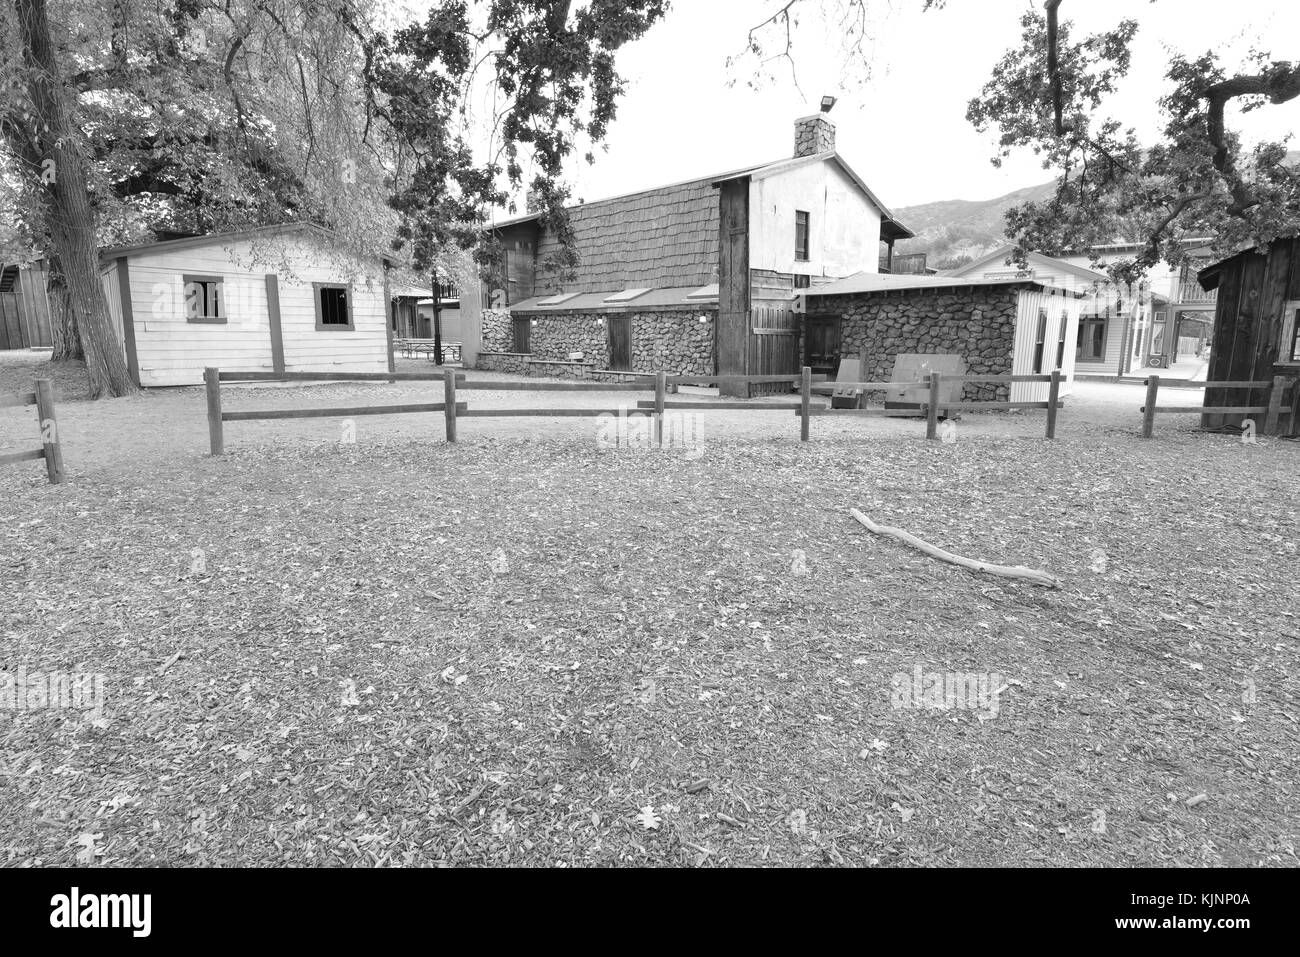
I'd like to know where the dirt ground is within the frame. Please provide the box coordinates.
[2,351,1297,867]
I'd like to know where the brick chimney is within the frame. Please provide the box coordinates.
[794,114,835,158]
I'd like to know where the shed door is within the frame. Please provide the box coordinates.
[512,315,531,353]
[805,315,841,375]
[608,316,632,371]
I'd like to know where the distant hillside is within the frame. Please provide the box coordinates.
[893,151,1300,270]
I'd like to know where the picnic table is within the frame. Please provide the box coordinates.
[394,338,461,363]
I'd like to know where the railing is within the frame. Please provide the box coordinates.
[203,367,1070,454]
[0,378,64,483]
[1174,281,1217,305]
[1139,374,1297,437]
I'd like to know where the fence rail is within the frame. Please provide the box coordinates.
[0,378,64,483]
[1139,374,1296,438]
[203,366,1069,454]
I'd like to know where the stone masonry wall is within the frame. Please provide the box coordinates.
[480,308,513,353]
[815,287,1021,402]
[482,308,716,376]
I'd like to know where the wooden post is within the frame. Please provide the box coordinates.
[654,372,667,448]
[1045,369,1061,440]
[800,366,812,442]
[1264,375,1286,436]
[1141,375,1159,439]
[33,378,64,484]
[204,367,224,456]
[443,367,458,443]
[926,373,940,440]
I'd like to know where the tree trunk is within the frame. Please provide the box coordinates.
[13,0,134,397]
[46,254,83,361]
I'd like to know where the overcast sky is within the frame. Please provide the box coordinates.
[476,0,1300,211]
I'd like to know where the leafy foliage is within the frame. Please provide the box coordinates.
[967,3,1300,281]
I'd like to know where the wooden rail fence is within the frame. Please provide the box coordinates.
[0,378,65,483]
[1140,374,1297,438]
[203,367,1068,455]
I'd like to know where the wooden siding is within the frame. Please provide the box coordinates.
[1204,238,1300,427]
[533,179,719,295]
[0,261,53,349]
[120,233,388,387]
[1011,290,1081,402]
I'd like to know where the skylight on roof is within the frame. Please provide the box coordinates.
[536,292,582,306]
[602,288,651,304]
[685,283,719,300]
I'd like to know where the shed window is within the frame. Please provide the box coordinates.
[184,275,225,323]
[1289,305,1300,361]
[314,283,354,331]
[795,211,810,262]
[794,274,811,289]
[1055,309,1069,369]
[1032,307,1048,374]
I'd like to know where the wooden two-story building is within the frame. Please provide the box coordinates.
[478,108,911,394]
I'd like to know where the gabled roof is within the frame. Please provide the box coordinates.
[487,151,911,243]
[948,244,1109,284]
[98,223,397,266]
[804,271,1081,298]
[712,151,913,241]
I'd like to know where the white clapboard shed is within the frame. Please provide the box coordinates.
[99,224,394,387]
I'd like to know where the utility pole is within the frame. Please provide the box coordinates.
[432,268,444,366]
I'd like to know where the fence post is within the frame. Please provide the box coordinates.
[654,372,667,449]
[1045,369,1061,440]
[1141,375,1159,439]
[204,367,224,456]
[800,366,812,442]
[926,373,940,440]
[1264,375,1286,436]
[444,368,458,444]
[33,378,64,484]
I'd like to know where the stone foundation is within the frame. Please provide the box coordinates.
[476,352,530,375]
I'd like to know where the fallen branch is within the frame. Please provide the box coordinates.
[849,508,1062,589]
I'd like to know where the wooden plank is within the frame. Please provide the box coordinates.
[222,402,463,421]
[116,258,141,387]
[717,178,750,397]
[666,374,802,385]
[1151,378,1271,390]
[459,409,623,418]
[947,374,1054,384]
[1264,375,1286,436]
[0,448,44,466]
[34,378,64,484]
[1142,376,1159,438]
[938,401,1063,411]
[805,408,926,418]
[653,372,666,447]
[635,401,806,411]
[800,366,811,442]
[219,371,467,382]
[443,368,458,443]
[1045,370,1061,439]
[1204,257,1243,428]
[0,391,37,408]
[265,275,286,374]
[811,381,928,393]
[926,374,940,440]
[204,367,224,455]
[458,380,646,392]
[1152,405,1269,415]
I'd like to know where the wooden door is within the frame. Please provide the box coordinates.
[512,315,531,353]
[804,315,841,376]
[608,315,632,371]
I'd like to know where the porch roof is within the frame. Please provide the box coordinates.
[804,271,1081,299]
[508,285,719,313]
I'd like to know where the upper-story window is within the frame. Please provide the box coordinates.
[795,211,810,262]
[794,275,811,289]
